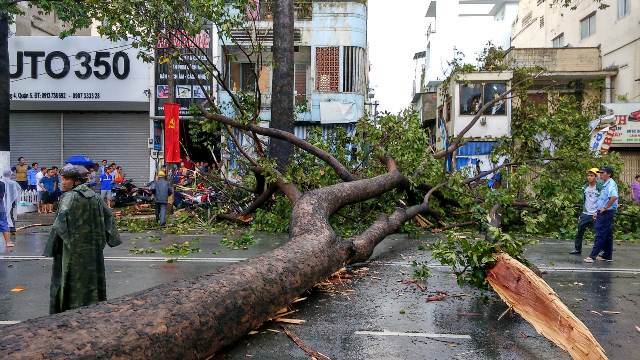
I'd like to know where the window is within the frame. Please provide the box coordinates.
[342,46,366,93]
[227,62,258,92]
[483,83,507,115]
[539,16,544,28]
[459,83,507,116]
[580,13,596,39]
[294,63,308,106]
[552,33,565,48]
[618,0,630,18]
[537,0,545,5]
[315,47,339,92]
[460,84,483,115]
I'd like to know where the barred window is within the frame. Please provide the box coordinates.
[342,46,366,93]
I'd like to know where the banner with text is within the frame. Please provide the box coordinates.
[154,29,214,116]
[9,36,148,103]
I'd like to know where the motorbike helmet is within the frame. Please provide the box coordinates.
[158,170,166,177]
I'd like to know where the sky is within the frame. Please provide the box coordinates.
[368,0,427,114]
[367,1,504,114]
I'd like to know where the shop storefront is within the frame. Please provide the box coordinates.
[597,103,640,189]
[9,36,152,184]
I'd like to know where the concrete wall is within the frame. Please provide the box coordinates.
[14,5,91,36]
[511,0,640,101]
[505,47,602,72]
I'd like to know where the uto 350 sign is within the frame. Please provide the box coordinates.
[9,36,149,103]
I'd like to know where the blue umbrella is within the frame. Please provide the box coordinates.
[65,154,97,167]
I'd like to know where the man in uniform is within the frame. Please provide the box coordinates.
[44,164,121,314]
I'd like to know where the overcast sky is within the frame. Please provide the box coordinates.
[368,0,428,114]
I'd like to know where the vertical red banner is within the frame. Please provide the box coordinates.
[164,102,181,163]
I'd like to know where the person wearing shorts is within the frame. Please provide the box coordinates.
[39,169,58,214]
[100,167,114,208]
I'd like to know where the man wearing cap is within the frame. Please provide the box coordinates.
[585,166,618,263]
[150,170,173,226]
[44,164,121,313]
[570,168,602,255]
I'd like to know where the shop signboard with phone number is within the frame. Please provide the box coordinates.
[9,36,149,103]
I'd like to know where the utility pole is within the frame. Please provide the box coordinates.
[0,13,10,171]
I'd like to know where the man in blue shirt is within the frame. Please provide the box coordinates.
[100,166,114,208]
[39,169,58,214]
[585,166,618,263]
[27,163,39,191]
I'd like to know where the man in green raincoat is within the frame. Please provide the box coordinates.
[44,164,121,314]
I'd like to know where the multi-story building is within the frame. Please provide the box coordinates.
[511,0,640,187]
[219,0,368,138]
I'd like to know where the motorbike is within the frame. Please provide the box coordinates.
[112,179,154,208]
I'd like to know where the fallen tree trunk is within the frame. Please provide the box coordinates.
[0,170,405,359]
[487,253,607,360]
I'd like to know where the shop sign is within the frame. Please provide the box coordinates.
[598,104,640,153]
[154,29,214,116]
[9,36,149,103]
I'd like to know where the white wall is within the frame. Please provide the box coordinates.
[512,0,640,102]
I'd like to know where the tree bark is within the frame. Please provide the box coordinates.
[269,0,295,171]
[0,171,406,359]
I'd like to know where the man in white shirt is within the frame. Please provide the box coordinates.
[35,167,46,214]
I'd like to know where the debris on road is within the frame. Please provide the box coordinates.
[402,279,427,292]
[601,311,620,315]
[426,291,447,302]
[313,267,369,296]
[281,326,332,360]
[10,286,26,293]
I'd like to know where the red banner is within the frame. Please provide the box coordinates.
[164,102,181,163]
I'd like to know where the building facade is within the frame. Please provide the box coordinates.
[216,0,369,170]
[8,34,152,185]
[511,0,640,187]
[436,71,513,173]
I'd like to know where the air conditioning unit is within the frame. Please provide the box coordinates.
[480,117,487,126]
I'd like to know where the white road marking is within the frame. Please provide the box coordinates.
[0,320,21,325]
[0,255,247,263]
[355,330,471,340]
[374,261,640,274]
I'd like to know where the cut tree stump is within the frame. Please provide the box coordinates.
[487,252,607,360]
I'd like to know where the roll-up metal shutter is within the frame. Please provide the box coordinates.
[63,113,150,185]
[10,112,62,168]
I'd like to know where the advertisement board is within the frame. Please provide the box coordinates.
[9,36,149,104]
[154,30,214,116]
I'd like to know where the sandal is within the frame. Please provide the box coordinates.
[583,257,594,263]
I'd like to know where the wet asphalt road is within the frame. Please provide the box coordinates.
[1,214,639,359]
